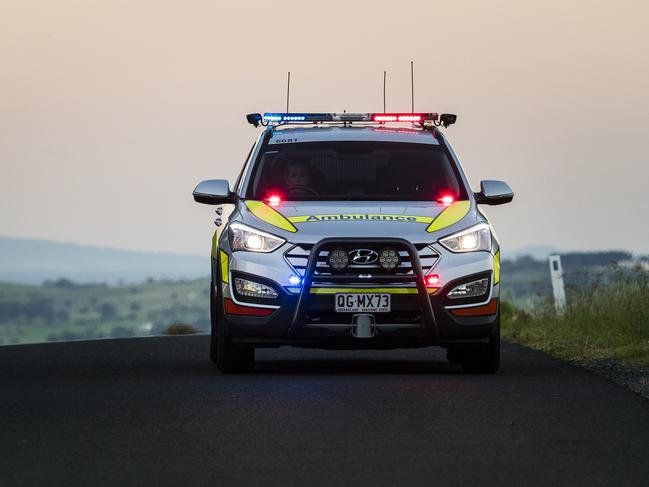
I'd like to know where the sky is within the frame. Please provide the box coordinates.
[1,0,648,257]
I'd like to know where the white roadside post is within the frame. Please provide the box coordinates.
[548,255,566,312]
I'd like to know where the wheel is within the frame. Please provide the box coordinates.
[209,280,219,364]
[445,347,463,365]
[459,314,500,374]
[210,266,255,373]
[216,317,255,373]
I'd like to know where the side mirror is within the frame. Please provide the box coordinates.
[474,180,514,206]
[193,179,234,205]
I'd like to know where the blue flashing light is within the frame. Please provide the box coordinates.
[288,275,302,286]
[263,112,334,123]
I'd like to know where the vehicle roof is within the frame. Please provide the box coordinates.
[267,125,439,145]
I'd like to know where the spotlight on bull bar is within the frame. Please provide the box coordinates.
[327,248,349,271]
[378,248,400,270]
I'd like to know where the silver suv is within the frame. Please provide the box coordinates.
[193,112,514,373]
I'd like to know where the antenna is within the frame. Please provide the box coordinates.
[286,71,291,112]
[410,61,414,113]
[383,70,387,113]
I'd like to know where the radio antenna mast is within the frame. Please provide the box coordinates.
[286,71,291,112]
[383,70,387,112]
[410,61,414,113]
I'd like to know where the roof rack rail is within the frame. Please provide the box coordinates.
[245,112,457,128]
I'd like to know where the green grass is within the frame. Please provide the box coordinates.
[502,268,649,368]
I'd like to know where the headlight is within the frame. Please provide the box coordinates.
[229,222,285,253]
[439,223,491,253]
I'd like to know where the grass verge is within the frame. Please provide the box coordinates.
[501,269,649,368]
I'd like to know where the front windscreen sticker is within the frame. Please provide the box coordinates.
[287,214,434,224]
[271,138,298,144]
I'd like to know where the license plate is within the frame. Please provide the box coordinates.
[335,293,391,313]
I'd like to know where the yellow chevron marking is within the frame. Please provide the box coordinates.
[211,230,218,259]
[219,250,229,284]
[245,200,298,233]
[494,250,500,285]
[425,201,471,233]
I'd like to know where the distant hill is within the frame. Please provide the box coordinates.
[0,236,208,285]
[507,245,559,260]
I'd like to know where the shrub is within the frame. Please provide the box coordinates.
[55,309,70,323]
[25,295,56,324]
[110,326,135,338]
[163,323,197,335]
[44,278,76,288]
[98,302,118,321]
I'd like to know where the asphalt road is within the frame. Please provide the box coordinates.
[2,336,649,487]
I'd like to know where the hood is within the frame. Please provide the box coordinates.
[239,200,479,244]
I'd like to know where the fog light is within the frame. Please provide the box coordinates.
[378,248,400,270]
[234,278,278,299]
[288,275,302,286]
[327,248,349,271]
[447,278,489,299]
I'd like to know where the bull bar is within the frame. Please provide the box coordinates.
[288,237,440,339]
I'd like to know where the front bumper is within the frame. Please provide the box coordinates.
[219,237,499,349]
[226,299,498,349]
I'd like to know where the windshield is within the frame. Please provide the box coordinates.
[247,141,467,201]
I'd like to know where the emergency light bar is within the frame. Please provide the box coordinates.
[263,112,438,123]
[246,112,457,128]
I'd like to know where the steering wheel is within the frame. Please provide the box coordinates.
[287,185,319,196]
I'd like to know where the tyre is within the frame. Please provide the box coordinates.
[210,266,255,373]
[216,319,255,373]
[459,314,500,374]
[209,280,219,364]
[445,347,463,365]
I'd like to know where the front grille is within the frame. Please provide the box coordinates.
[286,237,440,339]
[284,243,438,284]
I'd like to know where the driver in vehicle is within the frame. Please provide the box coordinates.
[284,162,315,196]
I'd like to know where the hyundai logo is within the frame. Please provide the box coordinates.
[349,249,378,265]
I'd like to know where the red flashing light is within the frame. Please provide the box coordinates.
[266,195,281,207]
[397,114,422,122]
[426,274,440,287]
[373,114,398,122]
[371,113,423,123]
[438,194,455,207]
